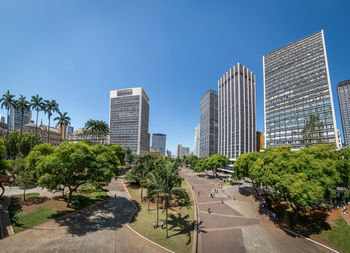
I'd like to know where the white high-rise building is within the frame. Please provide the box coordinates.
[109,87,149,154]
[218,63,256,161]
[264,31,339,148]
[193,124,200,157]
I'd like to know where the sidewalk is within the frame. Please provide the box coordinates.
[180,168,329,253]
[0,179,166,253]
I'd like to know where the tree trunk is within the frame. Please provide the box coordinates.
[148,198,150,211]
[0,182,5,199]
[4,109,10,158]
[18,111,24,155]
[140,187,143,202]
[156,194,159,226]
[165,200,169,238]
[48,114,51,144]
[35,110,39,141]
[23,185,26,201]
[250,178,259,195]
[67,188,73,207]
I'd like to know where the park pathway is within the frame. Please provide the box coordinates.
[180,168,330,253]
[0,179,166,253]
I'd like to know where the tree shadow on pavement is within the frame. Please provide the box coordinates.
[53,196,137,236]
[167,213,193,244]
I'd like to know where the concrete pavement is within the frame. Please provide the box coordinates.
[0,179,166,253]
[180,168,330,253]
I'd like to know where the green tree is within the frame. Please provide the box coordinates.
[0,90,15,157]
[44,99,59,143]
[13,157,35,201]
[54,111,71,141]
[0,139,11,198]
[125,148,134,164]
[5,132,40,159]
[146,165,164,225]
[159,159,188,238]
[203,154,229,177]
[84,119,109,144]
[301,114,324,146]
[37,142,117,206]
[30,95,45,150]
[233,152,261,194]
[184,155,199,170]
[336,147,350,200]
[109,145,126,165]
[15,95,30,155]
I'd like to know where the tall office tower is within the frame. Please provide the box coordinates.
[264,31,339,148]
[218,63,256,161]
[152,133,166,155]
[337,79,350,146]
[193,124,200,157]
[199,89,218,158]
[109,87,149,154]
[9,105,32,131]
[177,144,190,158]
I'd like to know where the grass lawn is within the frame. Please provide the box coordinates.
[127,180,194,253]
[312,218,350,253]
[9,189,108,233]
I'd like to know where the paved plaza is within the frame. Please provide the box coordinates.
[0,179,166,253]
[180,168,330,253]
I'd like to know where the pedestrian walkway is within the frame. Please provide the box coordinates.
[0,179,166,253]
[180,168,329,253]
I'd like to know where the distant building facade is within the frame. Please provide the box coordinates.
[177,144,190,158]
[264,30,339,148]
[109,87,149,154]
[19,122,61,146]
[338,79,350,146]
[200,89,218,158]
[257,131,264,151]
[218,63,256,161]
[193,124,200,157]
[9,105,32,131]
[151,133,166,155]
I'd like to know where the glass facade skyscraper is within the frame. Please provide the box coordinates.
[338,79,350,146]
[9,105,32,131]
[109,87,149,154]
[264,30,339,148]
[200,89,218,158]
[218,63,256,160]
[151,133,166,155]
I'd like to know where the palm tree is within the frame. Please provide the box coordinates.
[54,111,71,141]
[84,119,109,144]
[44,99,59,144]
[16,95,30,155]
[160,160,187,238]
[30,94,44,150]
[0,90,15,156]
[146,163,164,226]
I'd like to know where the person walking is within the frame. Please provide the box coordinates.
[153,220,156,228]
[208,207,211,214]
[161,220,164,229]
[198,191,200,197]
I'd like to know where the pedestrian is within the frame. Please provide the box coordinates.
[233,194,235,200]
[153,220,156,228]
[161,220,164,229]
[115,193,117,199]
[221,198,224,204]
[198,191,200,196]
[208,207,211,214]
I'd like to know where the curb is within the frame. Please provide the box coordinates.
[281,227,339,253]
[121,180,175,253]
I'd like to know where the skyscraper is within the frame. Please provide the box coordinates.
[218,63,256,161]
[193,124,200,157]
[9,105,32,131]
[109,87,149,154]
[152,133,166,155]
[264,30,339,148]
[200,89,218,158]
[338,79,350,146]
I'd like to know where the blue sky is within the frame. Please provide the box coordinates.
[1,0,349,154]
